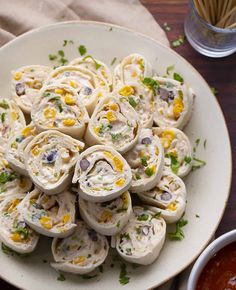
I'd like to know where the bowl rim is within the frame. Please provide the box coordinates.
[0,20,232,290]
[187,229,236,290]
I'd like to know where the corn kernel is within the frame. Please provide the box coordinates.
[106,111,116,122]
[14,72,22,81]
[113,156,123,172]
[139,150,146,157]
[115,178,125,187]
[11,142,17,149]
[155,147,159,156]
[69,80,77,88]
[93,126,100,134]
[138,58,144,70]
[21,126,34,137]
[55,88,64,95]
[100,81,105,86]
[118,86,134,96]
[11,111,18,121]
[109,103,119,111]
[173,98,184,119]
[72,256,86,264]
[103,151,114,159]
[63,119,76,126]
[64,94,76,105]
[8,199,20,213]
[44,107,56,119]
[98,210,113,223]
[39,216,53,229]
[31,145,41,156]
[121,191,129,205]
[62,214,71,224]
[2,160,9,167]
[11,233,22,242]
[167,202,177,211]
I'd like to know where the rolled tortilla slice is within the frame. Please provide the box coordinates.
[46,65,109,115]
[0,98,26,147]
[24,130,85,195]
[152,77,194,129]
[79,191,132,236]
[115,206,166,265]
[0,194,39,253]
[11,65,52,114]
[152,127,192,177]
[73,145,132,202]
[22,188,76,238]
[0,147,32,202]
[70,56,112,89]
[6,123,38,176]
[85,95,140,153]
[31,84,89,139]
[51,220,109,274]
[124,128,164,193]
[138,172,186,223]
[114,82,154,128]
[113,53,152,87]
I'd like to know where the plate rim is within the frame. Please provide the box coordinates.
[0,20,232,290]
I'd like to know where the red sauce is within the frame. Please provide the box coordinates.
[196,242,236,290]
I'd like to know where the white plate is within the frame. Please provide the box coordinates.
[0,21,232,290]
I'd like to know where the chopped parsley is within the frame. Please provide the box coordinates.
[211,87,218,96]
[184,156,192,164]
[166,65,174,75]
[0,171,18,184]
[57,273,66,281]
[48,54,57,61]
[0,186,7,194]
[168,218,188,241]
[137,213,149,221]
[111,57,117,65]
[173,72,184,83]
[144,167,154,177]
[142,77,160,94]
[128,97,138,108]
[140,156,148,167]
[1,243,29,257]
[78,45,87,56]
[120,232,130,240]
[196,214,200,218]
[116,220,121,228]
[134,173,141,180]
[58,50,64,57]
[1,112,6,123]
[14,227,29,240]
[111,133,122,141]
[83,55,101,69]
[119,263,130,285]
[152,211,161,219]
[0,100,9,109]
[56,101,63,113]
[192,157,206,171]
[168,154,180,174]
[63,40,74,47]
[204,139,207,149]
[171,35,186,48]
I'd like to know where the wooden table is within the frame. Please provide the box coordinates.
[1,0,235,289]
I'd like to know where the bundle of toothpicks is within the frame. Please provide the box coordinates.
[194,0,236,29]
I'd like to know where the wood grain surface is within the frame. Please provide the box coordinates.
[1,0,235,289]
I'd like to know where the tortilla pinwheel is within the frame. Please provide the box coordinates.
[153,127,192,177]
[151,77,194,129]
[31,84,89,139]
[113,53,152,87]
[0,194,39,253]
[79,191,132,236]
[115,206,166,265]
[114,82,154,128]
[73,145,132,202]
[51,220,109,274]
[0,98,26,147]
[0,147,32,202]
[138,172,187,223]
[70,56,112,90]
[85,95,140,153]
[6,123,38,175]
[46,65,110,115]
[11,65,52,114]
[124,128,164,193]
[24,130,84,195]
[22,188,76,238]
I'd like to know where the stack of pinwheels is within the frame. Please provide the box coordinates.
[0,53,194,274]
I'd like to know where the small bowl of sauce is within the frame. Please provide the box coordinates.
[188,229,236,290]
